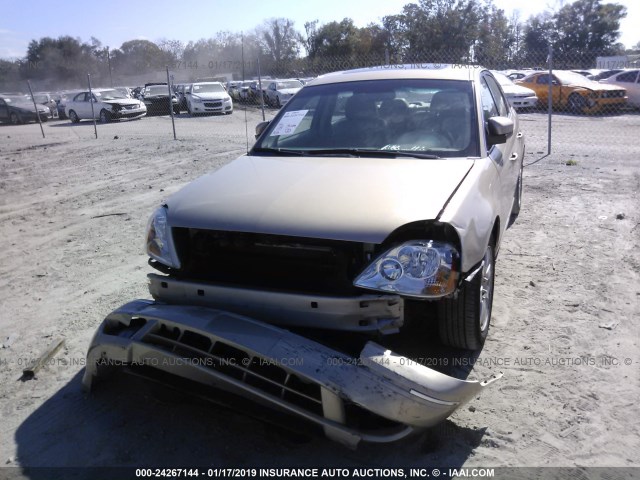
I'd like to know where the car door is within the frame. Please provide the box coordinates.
[70,92,88,118]
[533,73,562,106]
[479,74,519,224]
[0,99,9,122]
[265,82,275,103]
[614,70,640,107]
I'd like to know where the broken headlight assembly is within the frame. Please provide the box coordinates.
[145,206,181,268]
[354,241,459,298]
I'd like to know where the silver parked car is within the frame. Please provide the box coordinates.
[84,64,524,446]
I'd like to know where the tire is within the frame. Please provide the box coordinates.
[99,109,110,123]
[568,93,586,114]
[10,112,20,125]
[511,160,523,216]
[69,110,80,123]
[173,105,180,115]
[437,244,495,350]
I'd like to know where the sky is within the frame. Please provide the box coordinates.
[1,0,638,60]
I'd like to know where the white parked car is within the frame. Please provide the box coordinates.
[600,69,640,108]
[264,79,303,107]
[492,71,538,109]
[65,88,146,123]
[185,82,233,115]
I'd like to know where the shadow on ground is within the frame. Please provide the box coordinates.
[15,364,487,477]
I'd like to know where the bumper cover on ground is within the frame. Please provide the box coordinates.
[83,300,500,447]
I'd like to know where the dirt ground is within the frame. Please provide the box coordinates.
[0,109,638,476]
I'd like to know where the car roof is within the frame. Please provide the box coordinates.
[310,64,482,86]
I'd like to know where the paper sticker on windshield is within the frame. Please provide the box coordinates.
[270,110,308,136]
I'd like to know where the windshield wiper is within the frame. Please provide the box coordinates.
[252,147,440,159]
[251,147,310,156]
[301,148,441,159]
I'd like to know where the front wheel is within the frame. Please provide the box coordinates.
[69,110,80,123]
[437,244,495,350]
[173,105,180,115]
[568,93,586,114]
[99,109,110,123]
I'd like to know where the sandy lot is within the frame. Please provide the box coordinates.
[0,108,638,476]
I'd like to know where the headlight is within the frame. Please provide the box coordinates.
[354,240,458,298]
[145,206,180,268]
[192,95,202,102]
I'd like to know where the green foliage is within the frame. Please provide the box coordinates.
[258,18,302,63]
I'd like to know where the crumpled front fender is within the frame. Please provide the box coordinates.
[83,300,500,447]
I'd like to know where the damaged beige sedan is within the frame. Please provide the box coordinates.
[84,64,524,447]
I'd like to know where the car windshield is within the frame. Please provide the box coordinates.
[277,80,303,89]
[192,83,225,93]
[2,96,31,106]
[554,70,596,85]
[146,86,169,95]
[254,79,479,158]
[96,89,129,100]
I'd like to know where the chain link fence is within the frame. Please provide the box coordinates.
[2,47,638,155]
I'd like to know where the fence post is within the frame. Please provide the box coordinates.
[87,74,98,139]
[166,66,177,140]
[107,46,113,88]
[547,44,553,155]
[257,55,265,121]
[26,80,45,139]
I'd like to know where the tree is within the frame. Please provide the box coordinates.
[380,0,486,62]
[553,0,627,56]
[111,39,170,73]
[157,39,185,64]
[25,36,100,85]
[257,18,302,63]
[474,6,516,67]
[307,18,360,58]
[517,0,627,67]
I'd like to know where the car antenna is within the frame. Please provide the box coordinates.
[242,32,249,154]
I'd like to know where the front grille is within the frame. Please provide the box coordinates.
[601,91,625,98]
[172,229,368,294]
[142,322,323,415]
[204,101,222,108]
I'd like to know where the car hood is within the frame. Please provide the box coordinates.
[9,103,42,113]
[278,88,301,95]
[167,155,475,243]
[191,92,228,100]
[102,99,140,106]
[500,84,536,96]
[565,81,622,91]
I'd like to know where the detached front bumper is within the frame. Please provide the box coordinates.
[83,300,500,447]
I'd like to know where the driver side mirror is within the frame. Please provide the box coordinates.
[255,121,270,138]
[487,116,514,145]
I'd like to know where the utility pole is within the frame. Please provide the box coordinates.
[107,46,113,87]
